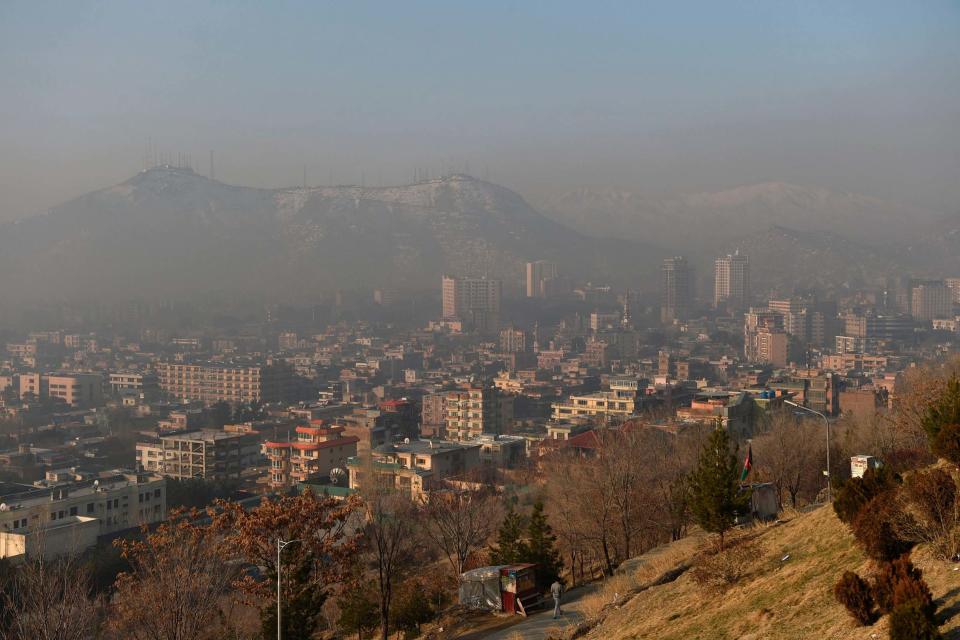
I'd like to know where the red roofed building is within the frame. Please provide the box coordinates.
[264,421,359,488]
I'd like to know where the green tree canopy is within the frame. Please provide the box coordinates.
[526,501,563,589]
[687,423,752,549]
[489,507,528,566]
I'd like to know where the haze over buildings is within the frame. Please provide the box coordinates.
[1,7,960,637]
[1,2,958,224]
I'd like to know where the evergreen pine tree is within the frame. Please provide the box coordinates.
[921,376,960,464]
[527,500,563,589]
[489,507,528,565]
[687,421,752,549]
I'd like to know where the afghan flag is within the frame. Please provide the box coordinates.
[739,445,753,483]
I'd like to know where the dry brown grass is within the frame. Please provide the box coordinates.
[581,505,960,640]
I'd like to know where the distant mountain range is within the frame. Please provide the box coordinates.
[540,181,940,248]
[539,182,956,290]
[1,170,953,304]
[0,167,664,303]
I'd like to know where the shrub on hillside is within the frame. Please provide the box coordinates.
[690,537,762,591]
[884,448,937,474]
[872,555,934,617]
[888,600,942,640]
[851,493,913,562]
[932,423,960,466]
[895,468,960,561]
[833,467,899,524]
[833,571,875,625]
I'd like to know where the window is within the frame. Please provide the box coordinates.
[87,503,94,514]
[154,489,161,498]
[138,493,143,503]
[69,506,77,516]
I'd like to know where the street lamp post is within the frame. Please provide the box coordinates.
[784,400,832,502]
[276,538,301,640]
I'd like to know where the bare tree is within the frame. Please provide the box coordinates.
[753,411,824,508]
[361,474,419,640]
[543,449,619,575]
[887,356,960,451]
[107,511,240,640]
[5,551,101,640]
[422,489,502,580]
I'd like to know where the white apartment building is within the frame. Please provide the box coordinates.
[0,471,166,562]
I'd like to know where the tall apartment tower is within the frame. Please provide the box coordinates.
[911,281,953,322]
[525,260,558,298]
[660,256,692,323]
[441,276,502,332]
[713,252,750,310]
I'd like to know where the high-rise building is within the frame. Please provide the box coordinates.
[946,278,960,304]
[525,261,558,298]
[441,276,502,332]
[713,252,750,309]
[911,281,953,321]
[768,299,808,342]
[660,257,692,323]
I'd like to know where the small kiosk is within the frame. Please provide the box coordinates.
[500,564,540,615]
[459,563,540,615]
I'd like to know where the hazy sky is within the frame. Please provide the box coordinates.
[1,1,958,220]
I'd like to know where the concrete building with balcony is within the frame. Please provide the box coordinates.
[444,384,512,441]
[550,378,642,423]
[264,423,358,489]
[136,429,261,480]
[347,438,481,499]
[109,371,159,398]
[155,361,296,405]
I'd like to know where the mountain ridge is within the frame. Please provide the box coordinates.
[0,167,664,303]
[539,181,943,249]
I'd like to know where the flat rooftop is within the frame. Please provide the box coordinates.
[374,439,479,455]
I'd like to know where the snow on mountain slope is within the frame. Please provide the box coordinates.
[0,168,662,302]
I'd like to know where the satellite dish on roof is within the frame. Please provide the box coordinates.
[329,468,347,486]
[404,437,410,444]
[0,504,7,512]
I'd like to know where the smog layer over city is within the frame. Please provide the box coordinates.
[0,3,959,640]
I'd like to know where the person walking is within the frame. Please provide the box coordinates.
[550,580,564,619]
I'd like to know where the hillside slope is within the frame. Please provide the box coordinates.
[583,506,960,640]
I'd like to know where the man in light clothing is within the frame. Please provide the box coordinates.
[550,580,564,619]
